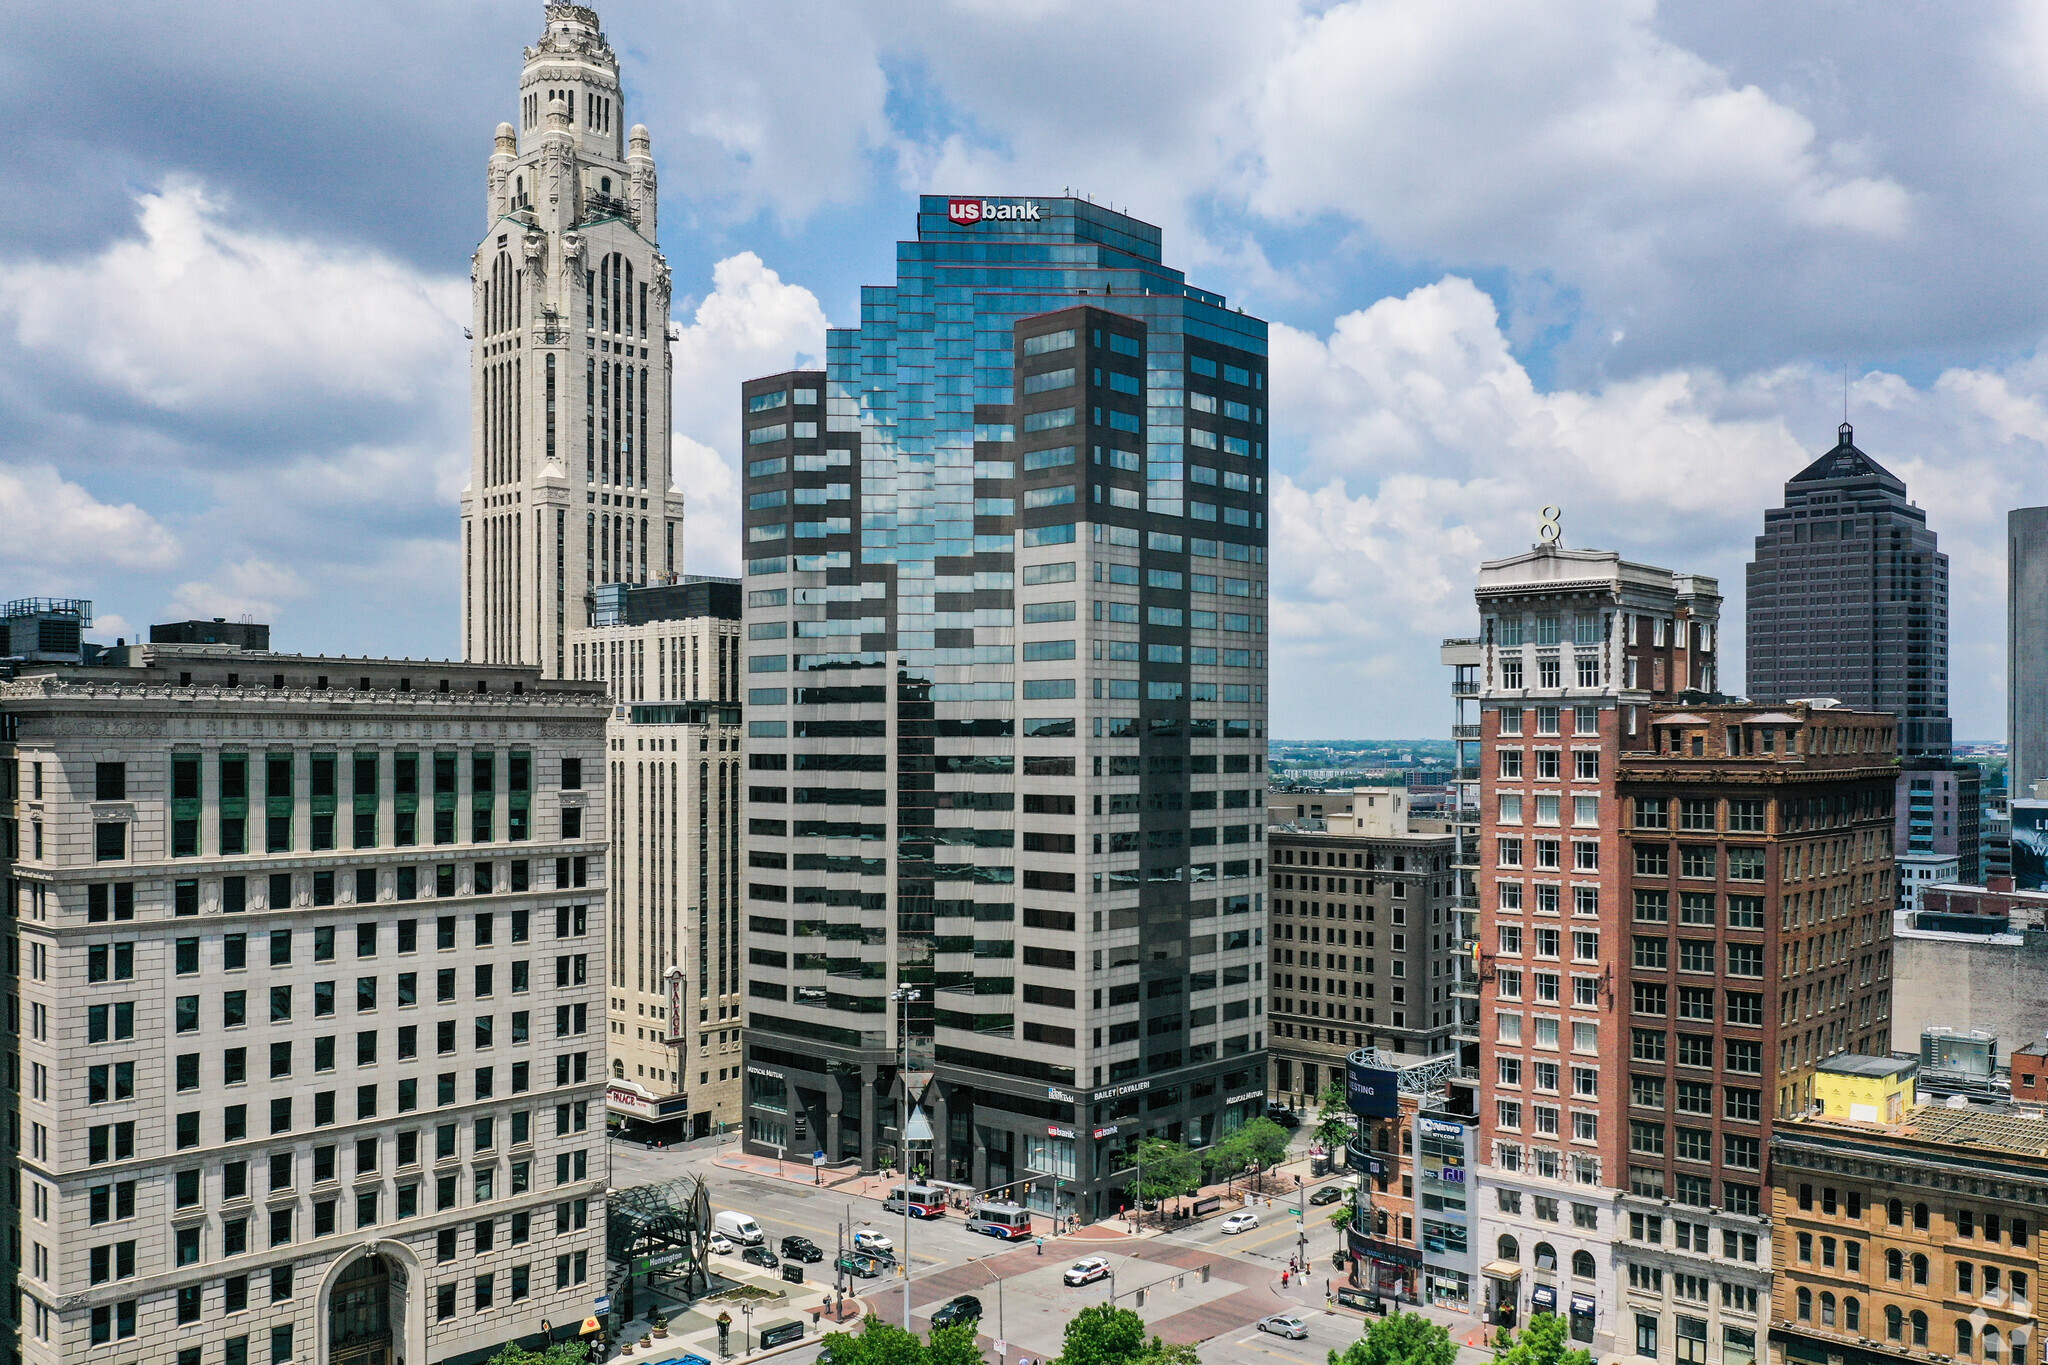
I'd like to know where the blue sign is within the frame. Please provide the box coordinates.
[1347,1062,1399,1119]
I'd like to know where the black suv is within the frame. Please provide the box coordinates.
[930,1295,983,1331]
[780,1235,824,1263]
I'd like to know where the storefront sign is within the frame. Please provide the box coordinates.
[1225,1089,1265,1106]
[1092,1125,1119,1140]
[1047,1087,1077,1102]
[1091,1080,1151,1102]
[607,1086,657,1118]
[1047,1125,1076,1139]
[746,1065,784,1081]
[664,967,686,1045]
[1419,1117,1466,1139]
[1348,1231,1424,1269]
[1346,1062,1399,1119]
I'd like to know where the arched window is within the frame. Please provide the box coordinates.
[1534,1243,1558,1271]
[1959,1322,1975,1357]
[1886,1249,1903,1280]
[1986,1326,2003,1363]
[2011,1328,2028,1363]
[611,1058,624,1079]
[1886,1306,1904,1342]
[1845,1298,1861,1332]
[1911,1312,1929,1347]
[1797,1288,1813,1321]
[1821,1292,1837,1326]
[1572,1251,1596,1279]
[1912,1253,1930,1286]
[1888,1198,1904,1226]
[1914,1203,1931,1230]
[1498,1236,1520,1263]
[1798,1232,1814,1262]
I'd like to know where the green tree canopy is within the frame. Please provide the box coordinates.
[926,1322,984,1365]
[1494,1313,1595,1365]
[1133,1137,1201,1202]
[1055,1304,1151,1365]
[815,1316,930,1365]
[485,1343,589,1365]
[1327,1310,1458,1365]
[1313,1080,1356,1148]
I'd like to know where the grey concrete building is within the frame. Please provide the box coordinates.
[2012,507,2048,795]
[1889,915,2048,1060]
[739,198,1271,1221]
[1267,788,1462,1115]
[0,646,610,1365]
[1746,423,1950,757]
[461,3,683,677]
[566,580,744,1140]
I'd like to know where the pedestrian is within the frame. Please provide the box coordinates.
[1036,1236,1044,1256]
[1282,1270,1290,1287]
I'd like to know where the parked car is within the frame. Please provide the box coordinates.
[1258,1314,1309,1340]
[741,1245,780,1269]
[1220,1212,1259,1234]
[1309,1186,1344,1206]
[1064,1257,1111,1286]
[852,1229,894,1254]
[837,1253,884,1279]
[781,1235,824,1263]
[1265,1105,1300,1128]
[930,1295,983,1330]
[707,1233,735,1255]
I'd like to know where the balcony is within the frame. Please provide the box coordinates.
[1451,681,1480,698]
[1452,724,1482,739]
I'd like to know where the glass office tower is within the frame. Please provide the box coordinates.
[738,196,1272,1219]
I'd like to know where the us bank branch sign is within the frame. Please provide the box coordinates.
[948,198,1044,225]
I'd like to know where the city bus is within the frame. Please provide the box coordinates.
[967,1201,1033,1241]
[882,1185,948,1219]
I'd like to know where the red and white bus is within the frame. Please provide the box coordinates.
[967,1201,1033,1241]
[882,1185,948,1219]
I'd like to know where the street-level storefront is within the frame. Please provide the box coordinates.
[1348,1230,1423,1300]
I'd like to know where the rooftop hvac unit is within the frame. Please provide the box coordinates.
[1922,1027,1998,1079]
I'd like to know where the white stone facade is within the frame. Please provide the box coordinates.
[462,3,681,677]
[0,646,610,1365]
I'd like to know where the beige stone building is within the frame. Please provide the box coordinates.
[0,645,611,1365]
[568,580,744,1139]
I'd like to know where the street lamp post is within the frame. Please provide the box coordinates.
[971,1256,1008,1364]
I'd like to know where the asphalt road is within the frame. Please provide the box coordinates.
[602,1135,1421,1363]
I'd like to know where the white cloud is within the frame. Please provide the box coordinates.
[0,179,465,422]
[1269,275,2048,739]
[668,252,829,575]
[0,463,177,570]
[167,559,308,628]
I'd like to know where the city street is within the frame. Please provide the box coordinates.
[602,1134,1492,1363]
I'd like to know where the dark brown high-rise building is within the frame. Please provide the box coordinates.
[1745,423,1948,758]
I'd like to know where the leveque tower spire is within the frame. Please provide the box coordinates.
[462,3,680,676]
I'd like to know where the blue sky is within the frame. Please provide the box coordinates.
[8,1,2048,738]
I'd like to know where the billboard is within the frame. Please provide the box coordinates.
[1347,1061,1399,1118]
[2016,802,2048,890]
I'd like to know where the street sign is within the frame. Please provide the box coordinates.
[994,1340,1007,1357]
[813,1150,827,1165]
[579,1318,601,1336]
[594,1295,612,1313]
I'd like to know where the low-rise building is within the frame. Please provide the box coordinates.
[1771,1092,2048,1365]
[1268,789,1462,1111]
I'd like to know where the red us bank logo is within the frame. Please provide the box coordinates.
[947,198,1043,225]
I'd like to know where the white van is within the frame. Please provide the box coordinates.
[713,1210,765,1246]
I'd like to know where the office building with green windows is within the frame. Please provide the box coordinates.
[738,196,1272,1219]
[0,644,609,1365]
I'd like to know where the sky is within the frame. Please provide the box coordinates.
[6,1,2048,740]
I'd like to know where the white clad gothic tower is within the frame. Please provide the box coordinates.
[463,2,681,676]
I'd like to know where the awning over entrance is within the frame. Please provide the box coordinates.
[1570,1293,1597,1317]
[1531,1284,1558,1313]
[1482,1260,1524,1280]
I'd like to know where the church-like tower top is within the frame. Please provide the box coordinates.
[515,3,626,168]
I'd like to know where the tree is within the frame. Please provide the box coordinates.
[1327,1202,1354,1244]
[1055,1304,1150,1365]
[485,1343,589,1365]
[1313,1080,1356,1150]
[815,1317,929,1365]
[926,1322,984,1365]
[1133,1137,1200,1204]
[1234,1116,1294,1170]
[1326,1310,1458,1365]
[1494,1313,1595,1365]
[1134,1341,1203,1365]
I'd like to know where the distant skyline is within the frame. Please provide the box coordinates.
[6,3,2048,737]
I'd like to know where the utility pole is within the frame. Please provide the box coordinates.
[891,985,923,1332]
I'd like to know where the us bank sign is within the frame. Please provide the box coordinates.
[947,198,1044,225]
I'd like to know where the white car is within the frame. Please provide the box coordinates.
[707,1233,736,1255]
[1064,1257,1111,1286]
[853,1229,894,1254]
[1258,1314,1308,1340]
[1220,1212,1259,1234]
